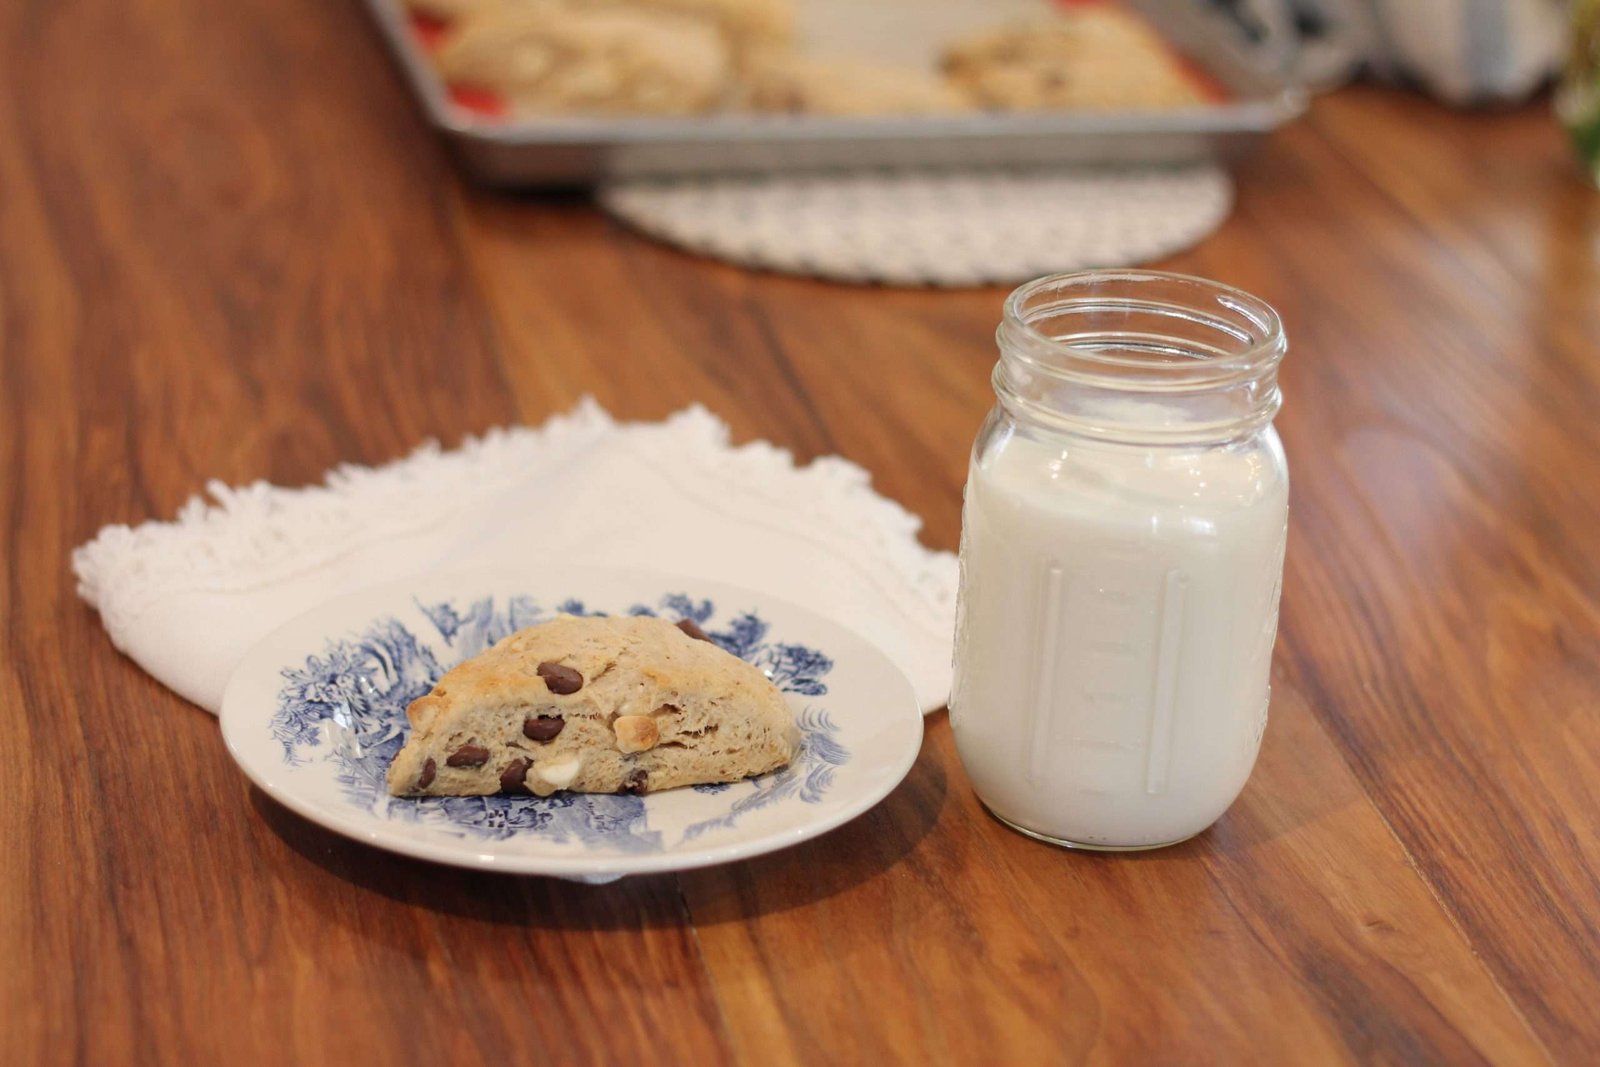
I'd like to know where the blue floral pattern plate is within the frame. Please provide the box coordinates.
[220,568,923,882]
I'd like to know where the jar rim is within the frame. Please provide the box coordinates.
[1000,269,1286,380]
[994,270,1286,446]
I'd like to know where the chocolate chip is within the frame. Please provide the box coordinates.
[417,758,436,789]
[523,715,565,742]
[446,744,490,767]
[676,618,713,643]
[537,661,584,694]
[619,768,649,796]
[499,757,532,794]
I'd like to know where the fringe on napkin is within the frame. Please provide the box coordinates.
[73,399,958,666]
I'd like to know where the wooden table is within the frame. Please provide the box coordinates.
[6,3,1599,1063]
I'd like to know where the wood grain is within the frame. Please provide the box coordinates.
[2,0,1597,1060]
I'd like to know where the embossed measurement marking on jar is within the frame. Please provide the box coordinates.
[1025,562,1067,787]
[1145,569,1188,795]
[1024,557,1189,794]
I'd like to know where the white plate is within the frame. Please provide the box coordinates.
[220,568,924,882]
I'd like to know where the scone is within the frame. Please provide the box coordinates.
[943,9,1206,111]
[630,0,793,57]
[436,4,732,116]
[743,55,972,117]
[386,614,800,798]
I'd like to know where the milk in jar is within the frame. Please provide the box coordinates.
[950,271,1289,850]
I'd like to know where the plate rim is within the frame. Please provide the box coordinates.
[219,566,925,877]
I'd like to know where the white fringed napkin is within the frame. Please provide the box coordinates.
[73,400,958,715]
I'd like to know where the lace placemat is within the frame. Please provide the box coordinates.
[600,164,1233,286]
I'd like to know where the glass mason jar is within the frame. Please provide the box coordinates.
[950,271,1289,851]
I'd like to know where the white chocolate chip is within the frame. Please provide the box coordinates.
[510,45,552,80]
[614,715,659,753]
[564,61,619,98]
[538,755,584,790]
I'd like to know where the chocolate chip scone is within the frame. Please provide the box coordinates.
[386,614,799,798]
[435,4,731,117]
[742,55,972,117]
[943,10,1205,112]
[630,0,792,58]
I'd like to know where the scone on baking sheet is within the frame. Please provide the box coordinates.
[419,0,791,52]
[387,614,800,798]
[631,0,793,58]
[743,54,973,117]
[435,4,732,116]
[943,8,1207,112]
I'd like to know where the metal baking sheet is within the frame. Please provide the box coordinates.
[363,0,1306,186]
